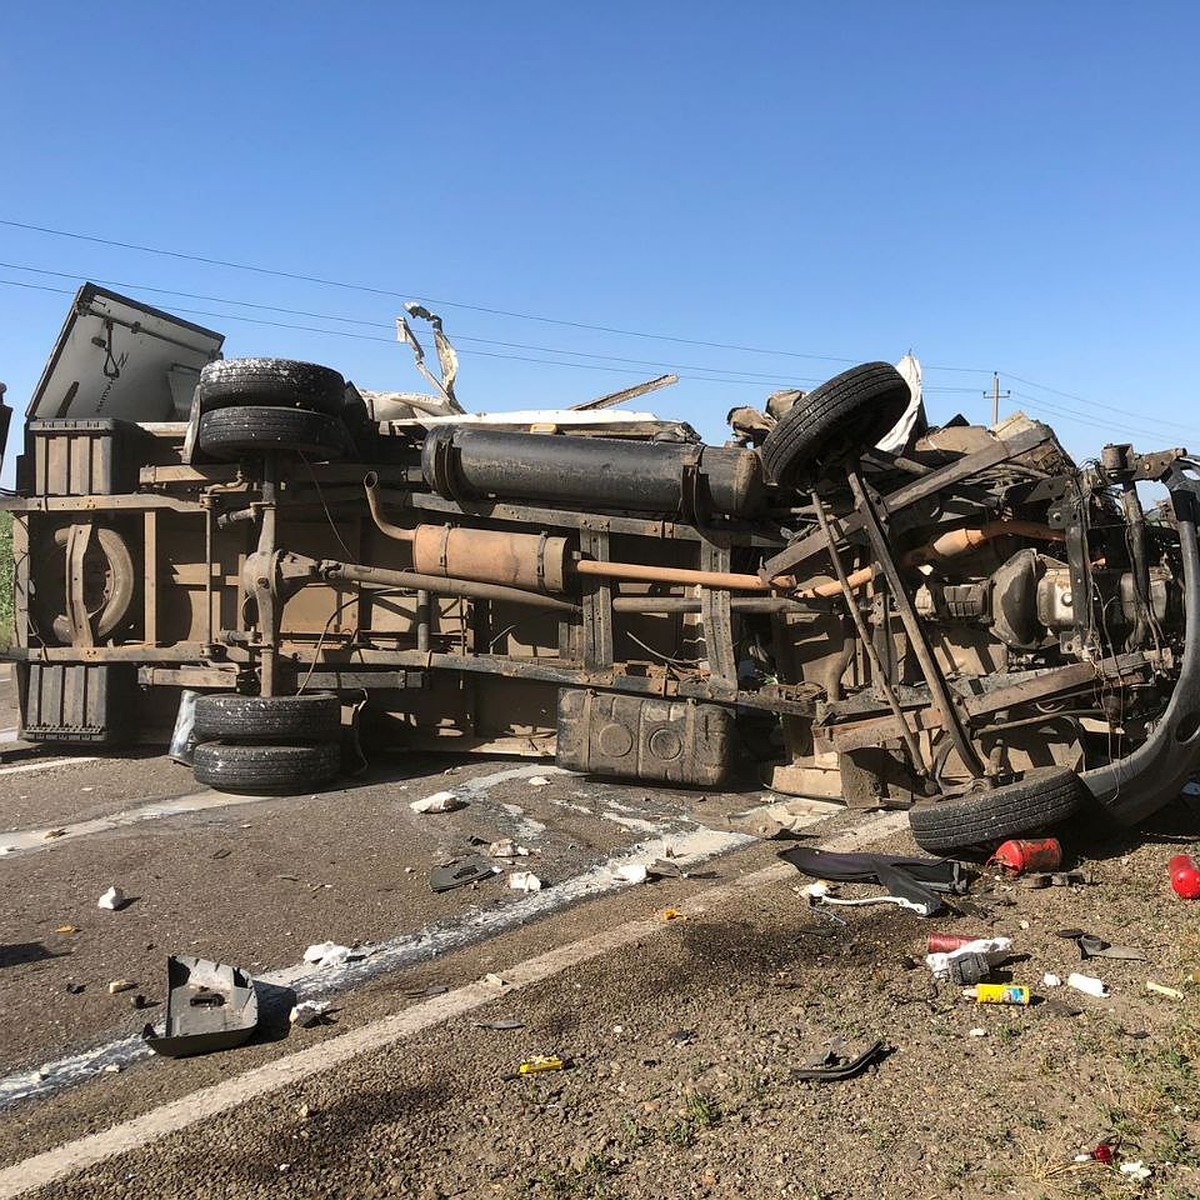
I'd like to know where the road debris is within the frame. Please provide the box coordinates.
[963,984,1030,1005]
[968,1028,987,1038]
[410,791,464,814]
[792,1037,887,1082]
[43,829,66,840]
[1168,853,1200,898]
[476,1018,524,1030]
[988,837,1062,875]
[107,979,137,994]
[1119,1160,1152,1182]
[404,983,450,999]
[97,886,128,911]
[1054,930,1145,961]
[483,973,507,988]
[55,924,79,935]
[927,932,986,953]
[527,776,552,787]
[925,937,1012,982]
[1018,870,1090,888]
[781,846,965,916]
[1066,972,1109,998]
[661,908,685,922]
[1043,973,1063,987]
[143,956,259,1057]
[1145,980,1184,1000]
[486,839,530,858]
[503,1055,566,1079]
[303,942,358,968]
[431,856,501,893]
[509,870,543,893]
[289,1000,333,1028]
[614,864,649,884]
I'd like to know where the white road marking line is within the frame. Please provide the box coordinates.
[0,760,566,856]
[0,807,905,1199]
[0,756,98,778]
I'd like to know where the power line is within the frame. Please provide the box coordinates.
[0,217,995,372]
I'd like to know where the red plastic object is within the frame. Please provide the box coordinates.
[1091,1143,1114,1165]
[927,932,981,953]
[1169,853,1200,899]
[988,837,1062,875]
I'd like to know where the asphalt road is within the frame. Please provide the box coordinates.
[0,666,875,1196]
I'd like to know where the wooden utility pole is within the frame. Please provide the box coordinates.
[988,373,1011,426]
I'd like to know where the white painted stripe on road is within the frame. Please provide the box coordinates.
[0,756,98,778]
[0,810,907,1198]
[0,760,569,857]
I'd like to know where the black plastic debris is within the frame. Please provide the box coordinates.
[780,847,967,916]
[430,856,500,893]
[142,956,259,1057]
[793,1037,887,1082]
[1053,930,1146,961]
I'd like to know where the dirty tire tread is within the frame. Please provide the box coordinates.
[198,358,346,415]
[192,741,341,793]
[908,765,1085,853]
[198,406,347,461]
[193,694,341,743]
[760,361,912,487]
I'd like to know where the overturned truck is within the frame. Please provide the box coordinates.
[2,284,1199,852]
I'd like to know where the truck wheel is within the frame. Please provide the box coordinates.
[198,358,346,415]
[198,406,348,461]
[760,362,912,488]
[192,741,341,793]
[45,526,136,644]
[907,765,1086,853]
[193,693,341,743]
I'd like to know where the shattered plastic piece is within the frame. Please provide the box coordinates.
[290,1001,332,1028]
[483,973,507,987]
[614,864,649,885]
[1146,980,1184,1000]
[108,979,136,994]
[1056,930,1145,961]
[410,791,464,814]
[661,908,685,922]
[968,1028,987,1037]
[509,870,543,893]
[431,856,501,893]
[476,1018,524,1030]
[1043,973,1063,988]
[1090,1143,1114,1165]
[527,776,552,787]
[512,1055,565,1077]
[1066,972,1109,998]
[303,942,355,968]
[1119,1161,1152,1181]
[142,956,259,1057]
[487,839,521,858]
[55,925,79,935]
[97,886,128,911]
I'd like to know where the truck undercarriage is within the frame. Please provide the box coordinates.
[3,285,1199,852]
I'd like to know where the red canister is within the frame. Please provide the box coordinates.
[927,932,983,953]
[1169,854,1200,899]
[988,837,1063,875]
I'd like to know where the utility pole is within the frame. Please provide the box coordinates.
[988,373,1011,426]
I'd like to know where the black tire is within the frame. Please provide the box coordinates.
[198,406,348,461]
[908,765,1086,853]
[198,358,346,416]
[760,361,912,487]
[193,693,341,743]
[192,741,341,793]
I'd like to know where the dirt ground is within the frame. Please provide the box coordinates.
[23,793,1200,1200]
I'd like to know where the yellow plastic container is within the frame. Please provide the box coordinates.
[965,983,1030,1006]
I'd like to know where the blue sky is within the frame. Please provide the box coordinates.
[1,1,1197,482]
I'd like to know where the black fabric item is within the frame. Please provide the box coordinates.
[779,847,967,914]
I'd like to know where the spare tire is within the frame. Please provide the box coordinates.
[908,765,1086,853]
[198,406,348,461]
[192,741,341,793]
[760,361,912,488]
[198,358,346,415]
[193,693,341,743]
[42,525,137,644]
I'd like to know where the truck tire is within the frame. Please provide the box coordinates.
[760,362,912,488]
[198,406,348,461]
[198,358,346,415]
[193,693,341,743]
[192,741,341,793]
[907,765,1086,853]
